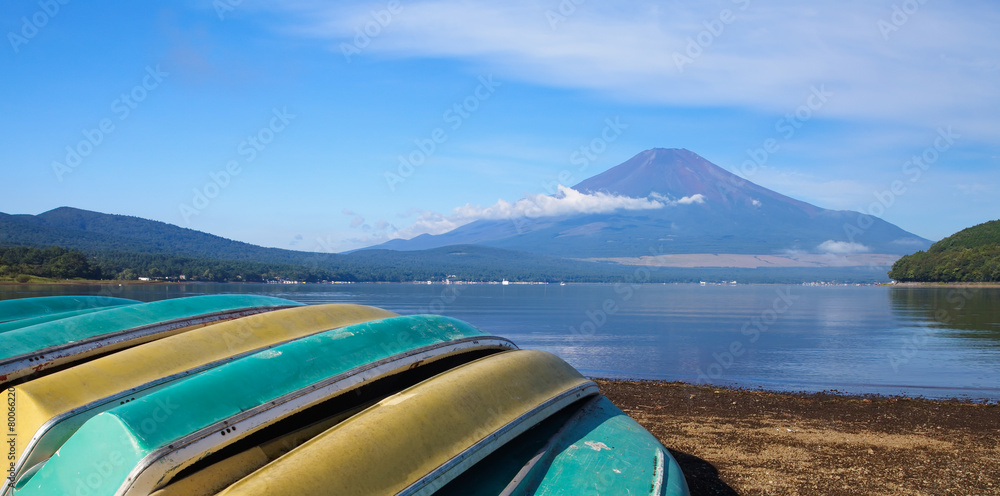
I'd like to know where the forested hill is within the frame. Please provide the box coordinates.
[0,207,342,267]
[0,244,629,283]
[889,220,1000,282]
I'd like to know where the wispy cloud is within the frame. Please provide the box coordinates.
[269,0,1000,141]
[818,240,870,254]
[676,193,706,205]
[342,208,367,230]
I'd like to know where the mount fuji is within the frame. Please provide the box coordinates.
[368,149,930,266]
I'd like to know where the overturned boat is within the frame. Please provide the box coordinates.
[2,294,689,496]
[4,304,398,492]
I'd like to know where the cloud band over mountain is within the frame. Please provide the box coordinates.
[344,185,706,245]
[400,185,702,238]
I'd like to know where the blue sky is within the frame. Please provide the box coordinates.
[1,1,998,253]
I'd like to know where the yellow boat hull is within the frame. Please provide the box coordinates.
[215,349,598,496]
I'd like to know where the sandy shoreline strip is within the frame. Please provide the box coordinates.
[596,379,999,496]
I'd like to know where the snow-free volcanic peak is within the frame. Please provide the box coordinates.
[573,148,817,214]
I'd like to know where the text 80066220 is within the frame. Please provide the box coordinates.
[6,388,14,485]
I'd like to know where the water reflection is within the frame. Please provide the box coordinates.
[890,287,1000,346]
[4,283,999,399]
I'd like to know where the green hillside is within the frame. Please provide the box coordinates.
[0,207,341,266]
[889,220,1000,282]
[0,246,101,281]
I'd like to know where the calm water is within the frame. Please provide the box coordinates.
[3,283,998,401]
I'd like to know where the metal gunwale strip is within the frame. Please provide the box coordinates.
[651,448,666,496]
[8,314,352,487]
[400,381,602,496]
[0,305,297,381]
[117,336,518,496]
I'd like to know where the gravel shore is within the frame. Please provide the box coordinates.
[596,379,999,496]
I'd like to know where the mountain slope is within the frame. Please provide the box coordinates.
[372,149,931,259]
[573,148,818,214]
[0,207,342,267]
[889,220,1000,282]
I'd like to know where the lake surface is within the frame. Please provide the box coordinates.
[3,283,998,401]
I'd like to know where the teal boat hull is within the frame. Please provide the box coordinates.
[0,305,139,335]
[436,396,690,495]
[0,296,138,323]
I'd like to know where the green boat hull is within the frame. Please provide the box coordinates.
[435,396,689,495]
[0,296,138,323]
[0,305,139,335]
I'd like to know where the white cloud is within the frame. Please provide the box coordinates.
[817,240,870,254]
[453,185,664,219]
[401,185,667,237]
[650,192,706,206]
[344,185,702,246]
[270,0,1000,141]
[677,194,706,205]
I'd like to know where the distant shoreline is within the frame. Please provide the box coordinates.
[0,279,176,286]
[890,281,1000,288]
